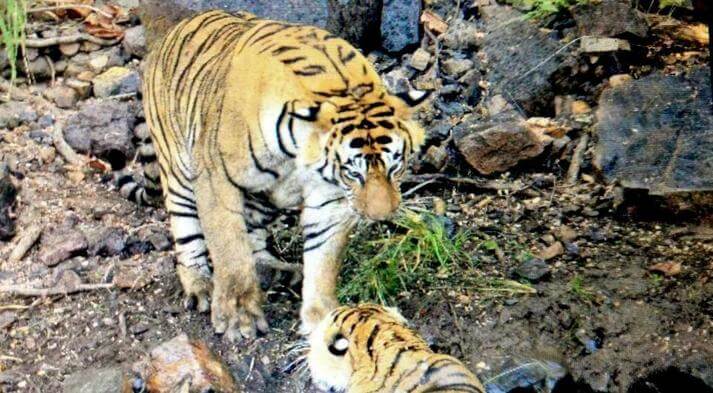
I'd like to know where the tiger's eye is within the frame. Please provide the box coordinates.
[328,333,349,356]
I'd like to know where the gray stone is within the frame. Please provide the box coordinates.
[22,57,54,79]
[580,36,630,53]
[88,227,128,257]
[62,367,127,393]
[479,5,576,115]
[326,0,381,50]
[513,258,550,282]
[92,67,140,98]
[454,115,546,175]
[594,67,713,194]
[381,0,421,52]
[0,174,17,240]
[45,85,79,109]
[441,20,481,50]
[63,99,137,166]
[0,101,38,129]
[37,230,88,266]
[441,58,474,78]
[122,26,147,58]
[140,0,327,46]
[572,0,648,38]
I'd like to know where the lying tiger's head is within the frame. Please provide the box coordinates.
[307,304,427,393]
[297,89,428,221]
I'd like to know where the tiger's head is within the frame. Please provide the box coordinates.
[306,304,428,393]
[296,88,428,221]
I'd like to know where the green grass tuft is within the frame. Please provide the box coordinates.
[338,210,535,305]
[0,0,27,89]
[569,274,595,302]
[505,0,591,19]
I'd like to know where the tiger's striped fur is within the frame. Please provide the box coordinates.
[308,305,485,393]
[136,10,427,340]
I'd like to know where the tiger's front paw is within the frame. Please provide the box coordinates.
[299,298,339,336]
[176,264,212,313]
[211,278,268,342]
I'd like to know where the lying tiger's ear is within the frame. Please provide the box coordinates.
[394,89,431,108]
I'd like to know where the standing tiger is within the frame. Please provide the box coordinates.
[121,10,428,340]
[308,304,485,393]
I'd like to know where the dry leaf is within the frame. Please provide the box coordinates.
[421,10,448,35]
[649,261,682,277]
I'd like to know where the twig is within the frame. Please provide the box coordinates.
[24,33,121,48]
[8,225,42,263]
[27,5,114,19]
[566,133,589,186]
[0,283,115,297]
[402,178,437,198]
[52,120,88,166]
[405,173,526,192]
[0,355,23,363]
[0,298,42,311]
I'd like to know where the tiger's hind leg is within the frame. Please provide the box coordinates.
[164,176,212,312]
[194,171,268,341]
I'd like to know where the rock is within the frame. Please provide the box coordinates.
[608,73,632,87]
[410,48,432,71]
[37,229,88,266]
[88,227,127,257]
[514,258,550,282]
[139,334,238,392]
[441,58,474,79]
[441,19,481,50]
[80,41,102,52]
[122,26,147,58]
[325,0,381,50]
[59,42,80,56]
[479,5,576,115]
[423,145,449,170]
[62,367,130,393]
[454,115,547,175]
[0,172,17,240]
[88,54,110,74]
[63,99,137,165]
[382,66,412,94]
[538,241,564,260]
[22,57,53,79]
[380,0,421,52]
[0,101,38,129]
[555,225,578,242]
[572,0,648,38]
[45,85,79,109]
[93,67,140,98]
[594,67,713,195]
[580,36,631,53]
[139,0,328,46]
[65,78,92,99]
[571,100,591,115]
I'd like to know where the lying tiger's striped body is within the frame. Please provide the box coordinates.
[308,305,485,393]
[130,10,426,340]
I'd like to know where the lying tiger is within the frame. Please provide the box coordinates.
[119,10,428,340]
[308,304,485,393]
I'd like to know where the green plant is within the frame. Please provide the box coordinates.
[505,0,590,19]
[569,275,594,302]
[658,0,686,8]
[0,0,27,89]
[338,211,536,304]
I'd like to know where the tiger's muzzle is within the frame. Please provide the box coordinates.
[353,170,400,221]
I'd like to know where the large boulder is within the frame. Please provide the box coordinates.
[479,5,577,115]
[63,99,138,167]
[326,0,382,50]
[571,0,648,38]
[139,0,328,46]
[594,67,713,194]
[380,0,421,52]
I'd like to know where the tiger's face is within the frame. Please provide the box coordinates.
[307,304,413,393]
[300,89,428,221]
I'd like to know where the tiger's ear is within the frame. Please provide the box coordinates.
[294,101,338,166]
[290,100,338,131]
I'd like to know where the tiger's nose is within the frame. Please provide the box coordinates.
[359,172,400,221]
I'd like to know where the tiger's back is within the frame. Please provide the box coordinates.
[308,305,485,393]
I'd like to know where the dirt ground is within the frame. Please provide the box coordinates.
[0,112,711,392]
